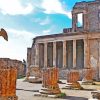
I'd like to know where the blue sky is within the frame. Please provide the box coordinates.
[0,0,94,61]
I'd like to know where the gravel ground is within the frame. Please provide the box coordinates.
[16,79,99,100]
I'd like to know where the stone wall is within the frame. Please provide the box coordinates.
[0,58,25,78]
[59,68,98,81]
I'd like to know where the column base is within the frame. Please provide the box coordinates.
[0,95,18,100]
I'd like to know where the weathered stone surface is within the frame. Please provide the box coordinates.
[0,68,17,99]
[82,68,96,82]
[26,66,42,82]
[0,58,25,78]
[91,91,100,99]
[41,67,61,94]
[67,70,80,83]
[27,0,100,81]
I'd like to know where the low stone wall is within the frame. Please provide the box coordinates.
[59,68,99,81]
[0,58,26,78]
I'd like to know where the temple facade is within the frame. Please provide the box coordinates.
[27,0,100,80]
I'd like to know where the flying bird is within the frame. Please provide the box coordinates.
[0,28,8,41]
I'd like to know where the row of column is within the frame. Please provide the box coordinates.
[36,39,89,68]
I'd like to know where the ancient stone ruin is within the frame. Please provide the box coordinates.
[26,66,42,83]
[27,0,100,81]
[40,67,61,95]
[0,58,26,78]
[0,67,18,100]
[66,70,82,89]
[82,68,96,84]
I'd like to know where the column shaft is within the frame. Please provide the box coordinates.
[73,40,76,68]
[53,42,56,67]
[84,39,90,68]
[35,44,39,66]
[63,41,67,68]
[44,43,47,68]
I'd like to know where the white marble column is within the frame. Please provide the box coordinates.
[53,42,56,67]
[44,42,48,68]
[63,41,67,68]
[73,40,76,68]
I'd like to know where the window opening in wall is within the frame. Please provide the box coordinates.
[77,13,83,27]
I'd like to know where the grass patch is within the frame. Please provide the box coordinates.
[57,93,66,98]
[17,75,25,79]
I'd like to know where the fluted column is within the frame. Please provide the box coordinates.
[73,40,76,68]
[44,42,48,68]
[63,41,67,68]
[53,42,56,67]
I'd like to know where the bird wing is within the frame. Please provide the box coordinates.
[0,28,8,41]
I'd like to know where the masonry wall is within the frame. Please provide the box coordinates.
[88,2,99,31]
[0,58,25,78]
[89,39,100,80]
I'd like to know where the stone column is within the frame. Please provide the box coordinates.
[63,41,67,68]
[83,14,89,31]
[26,48,31,79]
[53,42,56,67]
[73,40,76,68]
[44,42,48,68]
[84,39,90,68]
[98,41,100,79]
[72,13,77,32]
[35,44,39,67]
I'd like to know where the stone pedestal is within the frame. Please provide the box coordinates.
[28,66,42,83]
[82,68,95,84]
[41,67,61,94]
[0,68,18,99]
[0,96,18,100]
[66,70,82,89]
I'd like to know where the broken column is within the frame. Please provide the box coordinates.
[41,67,61,94]
[82,68,95,84]
[67,70,82,89]
[0,68,18,100]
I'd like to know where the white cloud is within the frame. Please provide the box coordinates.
[41,0,72,19]
[43,29,51,35]
[0,0,33,15]
[0,28,36,61]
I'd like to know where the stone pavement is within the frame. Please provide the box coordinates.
[16,79,95,100]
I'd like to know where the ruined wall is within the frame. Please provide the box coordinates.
[0,58,25,78]
[88,2,99,31]
[89,39,100,80]
[71,1,100,32]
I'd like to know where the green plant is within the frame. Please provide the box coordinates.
[57,93,66,98]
